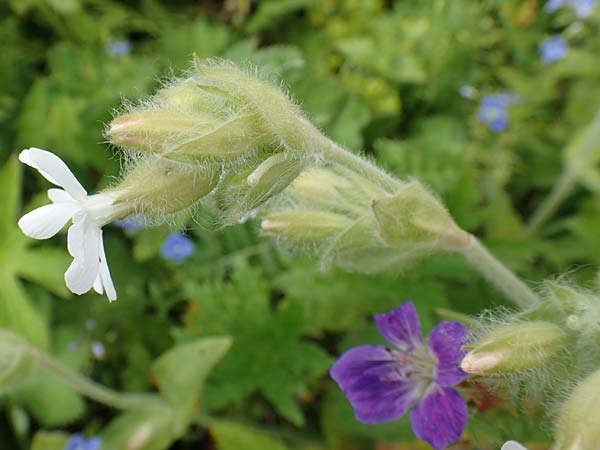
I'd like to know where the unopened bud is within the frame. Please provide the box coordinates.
[0,329,35,394]
[554,369,600,450]
[261,211,353,246]
[107,109,266,164]
[194,58,314,152]
[288,168,385,217]
[461,322,567,375]
[113,158,221,216]
[215,152,307,224]
[154,79,229,116]
[372,181,469,251]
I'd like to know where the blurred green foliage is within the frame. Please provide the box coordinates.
[1,0,600,449]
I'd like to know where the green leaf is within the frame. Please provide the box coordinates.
[151,336,231,412]
[180,264,332,425]
[101,402,179,450]
[211,421,291,450]
[30,431,70,450]
[16,371,85,426]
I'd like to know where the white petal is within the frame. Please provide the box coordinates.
[19,148,87,200]
[64,220,101,295]
[67,219,86,259]
[48,188,76,204]
[98,232,117,302]
[18,203,79,239]
[501,442,528,450]
[93,274,104,295]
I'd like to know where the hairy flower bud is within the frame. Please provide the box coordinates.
[554,369,600,450]
[0,329,35,394]
[288,167,386,217]
[461,322,567,375]
[112,158,221,216]
[215,152,308,224]
[372,181,469,251]
[107,108,267,164]
[193,58,315,153]
[261,211,354,246]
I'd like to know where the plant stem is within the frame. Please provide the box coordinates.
[527,168,576,234]
[32,348,158,410]
[459,235,540,309]
[300,118,403,193]
[303,118,540,309]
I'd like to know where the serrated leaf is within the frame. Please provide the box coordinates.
[181,264,332,425]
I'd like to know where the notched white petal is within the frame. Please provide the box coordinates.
[93,274,104,295]
[19,148,87,199]
[18,203,79,239]
[64,221,101,295]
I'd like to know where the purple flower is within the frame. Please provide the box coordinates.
[330,302,469,450]
[478,93,512,133]
[64,433,102,450]
[114,214,145,234]
[160,232,195,264]
[540,35,569,64]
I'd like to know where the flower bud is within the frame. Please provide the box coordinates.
[154,79,229,116]
[215,152,307,224]
[194,58,315,152]
[112,158,221,216]
[0,329,35,394]
[288,167,386,217]
[461,322,567,375]
[319,216,413,273]
[554,369,600,450]
[372,181,469,251]
[107,109,267,164]
[261,210,353,246]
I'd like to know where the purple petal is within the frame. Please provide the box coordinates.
[410,386,468,450]
[331,345,420,423]
[429,321,469,386]
[374,302,423,351]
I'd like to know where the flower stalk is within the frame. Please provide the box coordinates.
[459,235,540,309]
[30,346,158,410]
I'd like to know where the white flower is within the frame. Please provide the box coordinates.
[18,148,128,302]
[501,441,529,450]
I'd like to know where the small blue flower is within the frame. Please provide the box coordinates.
[545,0,596,17]
[114,214,145,234]
[106,40,132,57]
[540,35,569,64]
[160,232,195,264]
[331,302,469,450]
[64,433,102,450]
[571,0,596,17]
[545,0,567,12]
[478,93,512,133]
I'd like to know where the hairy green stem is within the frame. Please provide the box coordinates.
[305,118,540,309]
[527,169,577,234]
[459,235,540,309]
[300,118,403,193]
[31,348,158,410]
